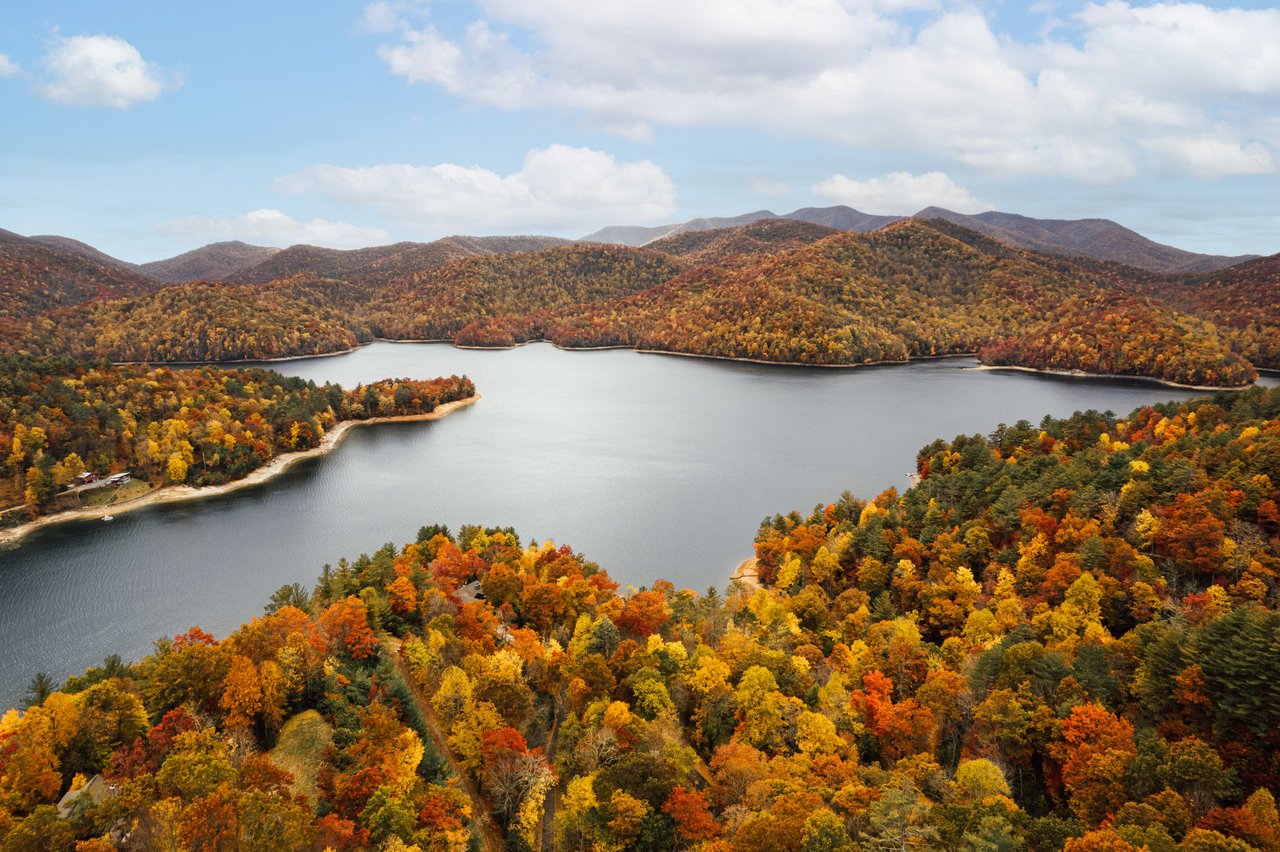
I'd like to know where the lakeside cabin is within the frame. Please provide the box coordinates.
[75,472,98,485]
[105,472,132,485]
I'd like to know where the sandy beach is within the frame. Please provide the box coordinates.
[971,363,1251,392]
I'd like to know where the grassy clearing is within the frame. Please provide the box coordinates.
[267,709,333,810]
[82,479,153,509]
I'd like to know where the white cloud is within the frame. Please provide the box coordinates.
[1141,135,1277,179]
[814,171,985,214]
[275,144,677,233]
[365,1,1280,182]
[39,34,180,108]
[359,0,431,34]
[159,209,389,249]
[0,53,19,78]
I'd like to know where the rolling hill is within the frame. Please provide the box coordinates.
[480,219,1258,385]
[140,240,281,282]
[644,218,840,266]
[1125,252,1280,369]
[916,208,1257,275]
[2,216,1274,387]
[0,229,160,321]
[12,282,362,363]
[26,234,144,274]
[363,244,688,343]
[229,234,572,285]
[580,210,778,246]
[583,205,1256,273]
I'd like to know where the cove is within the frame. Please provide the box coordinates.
[1,342,1271,707]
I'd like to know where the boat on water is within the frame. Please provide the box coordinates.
[102,515,114,523]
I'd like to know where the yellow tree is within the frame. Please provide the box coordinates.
[1,708,62,809]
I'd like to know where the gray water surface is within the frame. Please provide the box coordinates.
[0,343,1264,706]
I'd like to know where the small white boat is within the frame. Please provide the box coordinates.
[102,515,114,523]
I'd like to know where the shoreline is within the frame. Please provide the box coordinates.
[108,337,1258,392]
[112,344,365,367]
[635,348,976,370]
[971,363,1251,392]
[454,338,633,352]
[0,395,479,550]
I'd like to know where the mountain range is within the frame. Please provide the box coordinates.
[582,205,1257,274]
[0,204,1259,293]
[4,213,1275,389]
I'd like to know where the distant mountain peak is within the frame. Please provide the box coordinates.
[583,205,1259,274]
[140,241,282,283]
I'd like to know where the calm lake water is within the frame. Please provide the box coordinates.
[1,343,1271,706]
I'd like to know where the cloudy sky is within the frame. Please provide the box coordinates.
[0,1,1277,261]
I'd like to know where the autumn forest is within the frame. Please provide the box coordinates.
[1,214,1279,851]
[1,218,1277,388]
[0,356,474,522]
[4,385,1280,850]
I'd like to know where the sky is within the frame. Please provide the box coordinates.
[0,1,1277,262]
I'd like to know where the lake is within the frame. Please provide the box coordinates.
[0,343,1269,707]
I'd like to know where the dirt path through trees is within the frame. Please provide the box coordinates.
[383,637,506,852]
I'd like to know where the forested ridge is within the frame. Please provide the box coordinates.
[642,219,840,267]
[3,386,1280,849]
[1129,255,1280,371]
[979,295,1257,387]
[0,356,474,519]
[360,244,688,344]
[2,218,1278,385]
[0,231,158,323]
[13,284,364,363]
[227,235,572,286]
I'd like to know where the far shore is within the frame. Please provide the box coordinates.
[112,344,365,367]
[0,395,479,550]
[634,348,976,370]
[449,336,978,366]
[106,336,1260,393]
[455,338,633,352]
[972,363,1252,392]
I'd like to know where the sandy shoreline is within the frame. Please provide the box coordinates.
[971,363,1251,392]
[0,395,479,550]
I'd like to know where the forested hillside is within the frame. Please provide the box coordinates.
[913,209,1259,275]
[11,283,365,363]
[644,219,839,266]
[351,244,688,344]
[140,241,281,283]
[0,231,158,322]
[229,235,572,286]
[2,219,1277,388]
[2,386,1279,850]
[1130,255,1280,371]
[497,221,1251,379]
[584,206,1257,274]
[979,295,1257,387]
[0,356,473,517]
